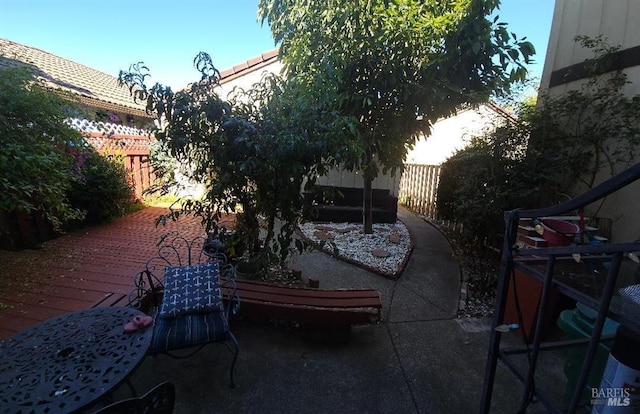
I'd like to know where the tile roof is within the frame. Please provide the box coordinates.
[0,39,151,118]
[219,48,280,84]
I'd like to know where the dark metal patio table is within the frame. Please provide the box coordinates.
[0,306,153,414]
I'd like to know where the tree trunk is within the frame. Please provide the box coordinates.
[363,175,373,234]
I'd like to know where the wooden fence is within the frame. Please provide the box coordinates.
[398,163,463,234]
[398,164,441,218]
[87,133,155,201]
[123,153,154,201]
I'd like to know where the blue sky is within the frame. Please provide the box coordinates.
[0,0,555,90]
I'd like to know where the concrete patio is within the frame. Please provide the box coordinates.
[0,206,568,413]
[111,208,568,413]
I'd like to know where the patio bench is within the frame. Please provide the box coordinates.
[221,278,382,341]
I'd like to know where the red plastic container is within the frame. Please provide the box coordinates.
[540,219,580,247]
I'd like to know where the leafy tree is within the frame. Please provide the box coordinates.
[0,66,85,233]
[226,72,355,270]
[119,55,352,274]
[259,0,535,233]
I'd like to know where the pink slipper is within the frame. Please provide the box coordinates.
[124,315,154,333]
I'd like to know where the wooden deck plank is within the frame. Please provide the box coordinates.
[0,327,16,339]
[33,275,132,294]
[0,288,107,307]
[1,293,96,313]
[6,281,115,301]
[91,292,129,308]
[0,302,65,332]
[0,207,209,340]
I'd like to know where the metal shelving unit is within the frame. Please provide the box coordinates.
[479,163,640,413]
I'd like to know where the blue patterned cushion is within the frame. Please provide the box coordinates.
[150,311,229,354]
[159,263,224,319]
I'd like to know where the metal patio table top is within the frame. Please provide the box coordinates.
[0,306,152,414]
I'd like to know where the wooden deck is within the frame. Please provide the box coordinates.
[0,207,231,340]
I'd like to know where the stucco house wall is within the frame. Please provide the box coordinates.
[539,0,640,243]
[405,103,512,166]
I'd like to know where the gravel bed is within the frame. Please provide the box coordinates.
[299,221,413,278]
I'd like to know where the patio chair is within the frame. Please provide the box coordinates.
[92,381,175,414]
[128,233,240,388]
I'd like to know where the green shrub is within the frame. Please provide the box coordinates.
[67,149,134,225]
[437,123,534,247]
[0,66,85,229]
